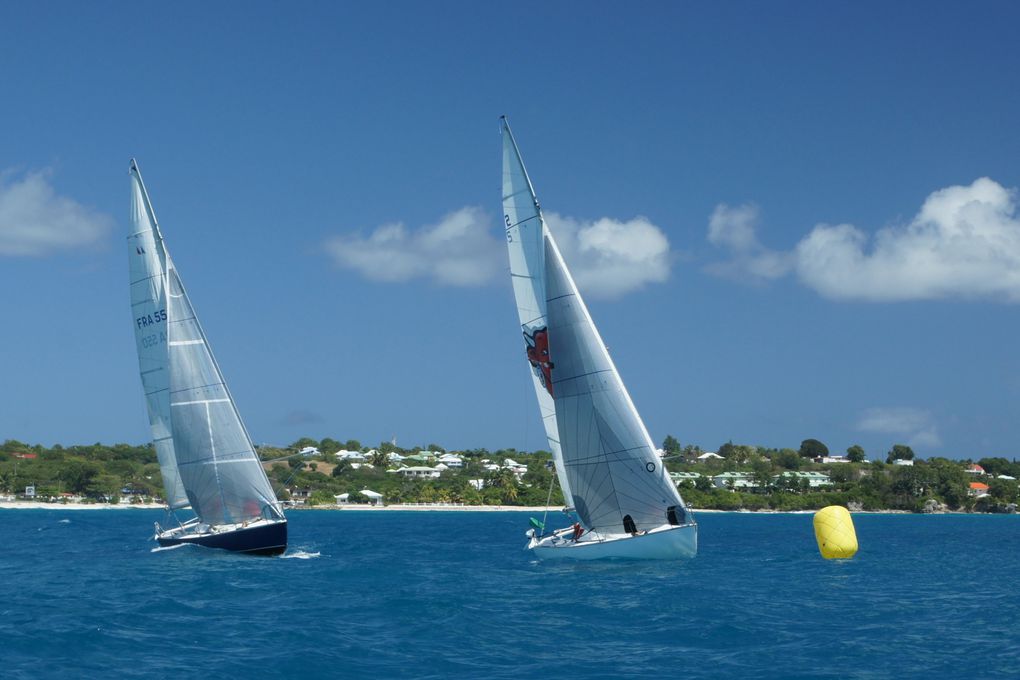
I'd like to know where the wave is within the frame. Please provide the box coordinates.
[281,550,321,559]
[150,543,190,553]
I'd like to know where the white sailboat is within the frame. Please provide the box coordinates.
[501,118,697,560]
[128,159,287,555]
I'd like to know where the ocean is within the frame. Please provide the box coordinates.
[0,509,1016,679]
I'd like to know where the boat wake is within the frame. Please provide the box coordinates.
[58,519,71,524]
[281,550,320,560]
[150,543,190,553]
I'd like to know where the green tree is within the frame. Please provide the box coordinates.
[773,449,802,470]
[59,460,102,494]
[751,458,774,494]
[662,435,681,455]
[886,444,915,464]
[846,445,866,463]
[344,440,362,452]
[291,437,319,451]
[799,439,829,459]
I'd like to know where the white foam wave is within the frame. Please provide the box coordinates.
[281,550,321,560]
[150,543,189,553]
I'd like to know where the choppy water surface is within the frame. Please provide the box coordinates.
[0,510,1016,678]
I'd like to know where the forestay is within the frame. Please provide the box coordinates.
[501,118,573,503]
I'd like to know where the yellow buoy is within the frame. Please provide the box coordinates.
[813,505,858,559]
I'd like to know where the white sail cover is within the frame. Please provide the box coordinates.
[501,120,686,535]
[501,119,573,503]
[128,161,282,525]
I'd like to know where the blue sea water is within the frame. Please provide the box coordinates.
[0,509,1017,679]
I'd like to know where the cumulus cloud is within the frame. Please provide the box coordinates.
[325,207,674,298]
[0,169,112,256]
[857,407,941,448]
[796,178,1020,301]
[545,212,672,298]
[704,203,793,282]
[708,178,1020,302]
[324,206,503,286]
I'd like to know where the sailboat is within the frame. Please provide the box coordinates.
[128,159,287,555]
[501,118,697,560]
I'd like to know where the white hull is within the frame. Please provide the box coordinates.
[528,522,697,560]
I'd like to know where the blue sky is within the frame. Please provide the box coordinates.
[2,2,1020,460]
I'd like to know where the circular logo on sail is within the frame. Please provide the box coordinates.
[524,326,554,397]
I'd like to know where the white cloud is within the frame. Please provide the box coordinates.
[324,206,503,286]
[326,207,674,298]
[545,212,671,299]
[0,169,111,256]
[706,178,1020,302]
[796,178,1020,301]
[704,203,793,282]
[857,407,941,449]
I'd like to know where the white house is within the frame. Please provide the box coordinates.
[697,452,724,462]
[437,453,464,468]
[818,456,850,464]
[389,466,442,479]
[893,459,914,466]
[966,464,985,475]
[360,489,384,506]
[776,471,833,488]
[712,472,756,490]
[335,449,367,462]
[502,459,528,476]
[468,479,485,490]
[334,493,350,505]
[387,452,406,463]
[298,446,321,457]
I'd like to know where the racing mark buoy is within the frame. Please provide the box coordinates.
[813,505,858,559]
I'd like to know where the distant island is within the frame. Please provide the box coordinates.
[1,436,1017,514]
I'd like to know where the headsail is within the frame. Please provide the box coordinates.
[128,162,188,510]
[544,234,685,534]
[129,161,282,526]
[501,118,573,503]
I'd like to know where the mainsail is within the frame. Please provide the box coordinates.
[502,120,573,503]
[129,161,282,526]
[129,167,188,510]
[501,120,687,535]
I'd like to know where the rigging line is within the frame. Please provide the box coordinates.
[540,472,556,536]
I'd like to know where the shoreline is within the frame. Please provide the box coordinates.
[0,501,985,515]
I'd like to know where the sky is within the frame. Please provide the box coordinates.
[2,2,1020,461]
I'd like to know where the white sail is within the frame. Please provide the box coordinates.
[128,165,188,509]
[501,120,687,537]
[502,119,573,503]
[129,161,282,527]
[544,234,686,534]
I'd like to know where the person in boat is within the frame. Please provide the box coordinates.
[571,522,583,541]
[622,514,646,536]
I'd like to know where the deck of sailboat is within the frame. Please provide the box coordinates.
[529,522,698,560]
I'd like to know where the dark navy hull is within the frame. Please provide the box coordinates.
[157,519,287,556]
